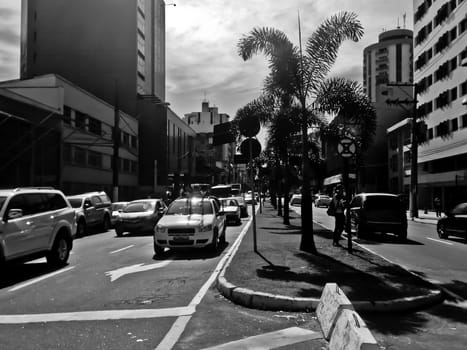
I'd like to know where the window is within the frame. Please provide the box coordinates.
[131,135,137,149]
[88,117,102,135]
[461,80,467,96]
[74,147,86,165]
[75,111,87,130]
[462,114,467,128]
[451,118,458,132]
[88,150,102,168]
[123,158,130,172]
[428,128,434,139]
[63,106,72,124]
[450,87,457,102]
[63,144,72,163]
[47,193,68,210]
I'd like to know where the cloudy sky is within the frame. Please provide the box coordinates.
[0,0,413,120]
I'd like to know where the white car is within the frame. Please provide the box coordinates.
[154,197,226,255]
[220,198,241,225]
[289,194,302,206]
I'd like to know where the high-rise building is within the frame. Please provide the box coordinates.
[363,28,414,102]
[19,0,182,196]
[413,0,467,210]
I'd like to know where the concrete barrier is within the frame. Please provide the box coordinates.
[328,309,378,350]
[316,283,354,340]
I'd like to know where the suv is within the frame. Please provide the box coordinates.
[0,187,75,266]
[348,193,408,241]
[67,191,112,237]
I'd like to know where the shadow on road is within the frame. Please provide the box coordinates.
[0,262,66,289]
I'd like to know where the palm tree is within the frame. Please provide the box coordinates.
[238,12,364,253]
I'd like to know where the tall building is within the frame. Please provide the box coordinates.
[413,0,467,210]
[20,0,174,197]
[184,101,233,184]
[358,28,414,192]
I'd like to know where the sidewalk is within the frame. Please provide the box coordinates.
[218,203,443,312]
[408,210,440,225]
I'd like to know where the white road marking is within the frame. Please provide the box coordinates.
[109,244,135,254]
[105,260,172,282]
[201,327,321,350]
[426,237,453,245]
[155,213,254,350]
[0,306,195,324]
[8,266,75,292]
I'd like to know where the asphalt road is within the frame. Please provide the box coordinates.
[293,204,467,350]
[0,207,325,350]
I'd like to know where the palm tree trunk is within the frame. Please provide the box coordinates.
[283,155,290,225]
[299,107,317,253]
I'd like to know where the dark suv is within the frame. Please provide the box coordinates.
[67,191,112,237]
[0,187,75,266]
[348,193,408,241]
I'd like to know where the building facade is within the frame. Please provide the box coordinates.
[413,0,467,210]
[0,74,139,200]
[360,28,414,192]
[20,0,173,197]
[184,101,233,184]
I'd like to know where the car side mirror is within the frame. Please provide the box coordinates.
[7,208,23,221]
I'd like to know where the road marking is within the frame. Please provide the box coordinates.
[155,213,254,350]
[105,260,172,282]
[426,237,453,245]
[109,244,135,254]
[8,266,75,292]
[201,327,321,350]
[0,306,195,324]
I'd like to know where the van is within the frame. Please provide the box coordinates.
[348,193,408,241]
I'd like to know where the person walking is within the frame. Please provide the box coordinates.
[433,197,442,217]
[328,185,346,246]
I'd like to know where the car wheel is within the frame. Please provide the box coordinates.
[76,220,86,237]
[47,235,70,266]
[115,227,124,237]
[209,231,219,253]
[220,225,226,244]
[154,241,165,256]
[437,223,448,239]
[102,215,110,231]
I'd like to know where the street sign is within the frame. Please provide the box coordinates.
[337,137,356,158]
[212,121,236,146]
[240,138,261,160]
[239,116,260,138]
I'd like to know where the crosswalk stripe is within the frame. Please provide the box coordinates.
[0,305,195,324]
[201,327,322,350]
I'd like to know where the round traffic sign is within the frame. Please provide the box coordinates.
[239,116,260,137]
[240,138,262,160]
[337,137,356,158]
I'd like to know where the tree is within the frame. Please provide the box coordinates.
[238,12,364,253]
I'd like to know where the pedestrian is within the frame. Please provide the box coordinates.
[327,185,346,246]
[433,197,441,217]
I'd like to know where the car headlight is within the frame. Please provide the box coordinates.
[155,225,167,234]
[199,224,212,232]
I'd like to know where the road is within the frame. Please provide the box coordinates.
[293,204,467,350]
[0,210,323,350]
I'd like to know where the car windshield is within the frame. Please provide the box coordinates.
[291,197,302,205]
[124,202,154,213]
[68,198,83,208]
[222,199,238,207]
[111,203,127,211]
[166,199,213,215]
[365,196,401,209]
[0,196,6,212]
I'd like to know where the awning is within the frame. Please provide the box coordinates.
[323,173,356,186]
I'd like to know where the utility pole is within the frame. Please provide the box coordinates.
[113,82,120,202]
[386,83,418,219]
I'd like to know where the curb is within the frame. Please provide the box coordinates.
[216,215,444,313]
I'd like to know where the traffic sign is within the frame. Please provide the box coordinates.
[239,116,260,138]
[240,138,261,160]
[337,137,356,158]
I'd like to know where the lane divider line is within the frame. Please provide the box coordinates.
[109,244,135,254]
[426,237,453,245]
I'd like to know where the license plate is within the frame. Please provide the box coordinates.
[173,236,189,241]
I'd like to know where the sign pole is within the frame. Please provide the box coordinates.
[250,139,258,252]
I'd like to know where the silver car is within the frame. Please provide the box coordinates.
[115,199,166,237]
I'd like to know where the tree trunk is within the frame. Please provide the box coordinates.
[283,156,290,225]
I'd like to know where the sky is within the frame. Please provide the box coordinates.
[0,0,413,123]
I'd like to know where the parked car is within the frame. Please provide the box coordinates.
[220,198,241,225]
[437,203,467,241]
[348,193,408,241]
[110,202,129,227]
[114,199,167,237]
[154,196,226,255]
[244,191,256,205]
[230,195,248,217]
[0,187,75,266]
[67,191,112,237]
[290,194,302,206]
[315,194,332,207]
